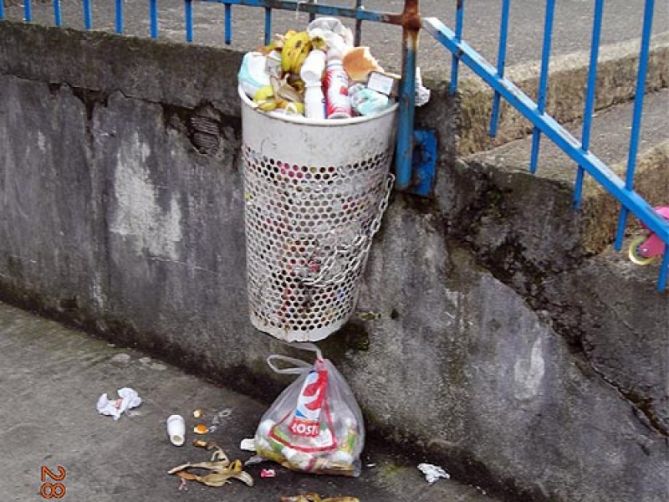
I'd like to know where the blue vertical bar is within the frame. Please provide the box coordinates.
[149,0,158,38]
[614,0,655,250]
[449,0,465,95]
[150,0,158,39]
[574,0,604,209]
[83,0,92,30]
[185,0,193,43]
[354,0,364,46]
[308,0,316,22]
[264,7,272,46]
[115,0,123,33]
[224,3,231,45]
[53,0,62,26]
[0,0,4,21]
[529,0,555,174]
[24,0,32,22]
[395,0,419,190]
[489,0,510,137]
[658,249,669,292]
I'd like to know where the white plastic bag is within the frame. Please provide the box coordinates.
[238,52,271,98]
[254,344,365,477]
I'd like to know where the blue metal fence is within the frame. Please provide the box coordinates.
[1,0,667,291]
[425,0,668,292]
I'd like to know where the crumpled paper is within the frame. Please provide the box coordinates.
[96,387,142,420]
[417,463,450,484]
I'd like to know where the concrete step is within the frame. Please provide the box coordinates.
[455,88,668,282]
[446,92,669,444]
[0,301,493,502]
[540,246,669,435]
[420,32,669,157]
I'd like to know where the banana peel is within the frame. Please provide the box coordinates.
[281,31,312,74]
[280,495,359,502]
[168,448,253,488]
[253,77,305,115]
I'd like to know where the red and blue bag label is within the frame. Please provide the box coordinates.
[289,368,328,437]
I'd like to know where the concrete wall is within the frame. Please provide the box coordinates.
[1,22,667,501]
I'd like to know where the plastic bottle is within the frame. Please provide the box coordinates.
[324,51,352,119]
[300,49,326,84]
[304,83,326,120]
[300,50,327,120]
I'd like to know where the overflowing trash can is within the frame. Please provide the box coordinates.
[240,88,397,341]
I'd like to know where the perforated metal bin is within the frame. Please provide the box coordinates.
[239,86,398,341]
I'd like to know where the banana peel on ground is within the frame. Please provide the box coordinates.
[280,495,359,502]
[168,447,254,488]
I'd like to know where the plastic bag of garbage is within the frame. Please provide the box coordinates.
[238,52,271,98]
[254,344,365,477]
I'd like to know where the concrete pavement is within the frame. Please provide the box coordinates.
[3,0,667,72]
[0,301,493,502]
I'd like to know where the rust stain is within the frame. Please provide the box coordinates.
[388,0,421,32]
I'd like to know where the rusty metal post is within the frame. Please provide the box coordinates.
[394,0,420,190]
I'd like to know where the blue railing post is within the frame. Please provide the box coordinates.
[264,7,272,46]
[659,249,669,292]
[448,0,464,95]
[24,0,32,22]
[354,0,364,46]
[574,0,604,209]
[529,0,555,174]
[185,0,193,42]
[115,0,123,33]
[614,0,655,251]
[489,0,510,137]
[307,0,316,22]
[150,0,159,39]
[394,0,419,190]
[53,0,62,27]
[224,3,232,45]
[83,0,92,30]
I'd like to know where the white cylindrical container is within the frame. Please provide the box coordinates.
[166,415,186,446]
[304,83,326,120]
[300,49,326,84]
[239,86,398,342]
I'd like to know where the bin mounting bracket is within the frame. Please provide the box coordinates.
[407,129,437,197]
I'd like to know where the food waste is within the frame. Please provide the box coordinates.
[238,17,402,120]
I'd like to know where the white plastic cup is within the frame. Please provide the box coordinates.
[166,415,186,446]
[300,49,326,84]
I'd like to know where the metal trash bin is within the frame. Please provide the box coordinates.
[239,86,398,342]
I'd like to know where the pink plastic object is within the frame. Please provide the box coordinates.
[260,468,276,478]
[629,206,669,265]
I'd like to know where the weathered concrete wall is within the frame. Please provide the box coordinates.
[1,22,667,501]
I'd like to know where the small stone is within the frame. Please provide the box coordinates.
[110,353,131,365]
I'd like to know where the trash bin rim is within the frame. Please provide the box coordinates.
[238,85,399,127]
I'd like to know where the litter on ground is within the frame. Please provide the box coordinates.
[240,438,256,452]
[168,445,254,488]
[417,463,450,484]
[280,494,359,502]
[96,387,142,420]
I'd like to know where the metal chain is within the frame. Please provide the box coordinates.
[300,172,395,288]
